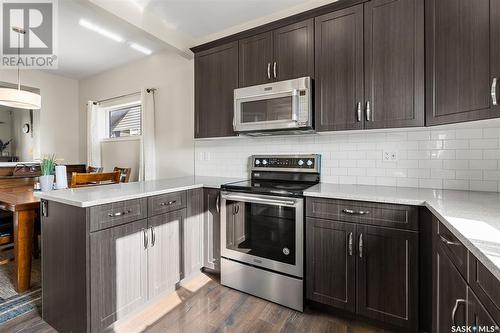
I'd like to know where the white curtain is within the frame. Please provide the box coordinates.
[139,89,157,181]
[86,101,105,167]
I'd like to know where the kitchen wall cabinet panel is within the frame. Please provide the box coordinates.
[203,188,221,272]
[356,224,419,329]
[239,32,273,87]
[148,210,183,299]
[314,5,364,131]
[426,0,499,125]
[273,19,314,81]
[364,0,424,129]
[90,219,149,333]
[306,218,356,311]
[195,42,238,138]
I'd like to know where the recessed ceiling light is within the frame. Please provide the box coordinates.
[129,42,152,55]
[79,19,124,43]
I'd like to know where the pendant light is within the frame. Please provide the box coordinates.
[0,27,41,110]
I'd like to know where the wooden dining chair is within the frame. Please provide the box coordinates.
[113,167,132,183]
[87,166,103,173]
[0,211,14,265]
[70,171,121,188]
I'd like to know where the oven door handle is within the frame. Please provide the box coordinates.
[221,193,298,207]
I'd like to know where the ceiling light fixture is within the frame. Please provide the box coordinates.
[0,27,41,110]
[79,19,124,43]
[129,42,152,55]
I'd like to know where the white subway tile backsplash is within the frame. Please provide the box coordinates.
[195,119,500,192]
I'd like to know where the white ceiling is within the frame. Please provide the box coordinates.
[47,0,169,79]
[132,0,314,39]
[46,0,328,79]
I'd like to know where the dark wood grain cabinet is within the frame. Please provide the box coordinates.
[315,0,424,132]
[305,198,419,330]
[426,0,500,125]
[239,19,314,87]
[194,42,238,138]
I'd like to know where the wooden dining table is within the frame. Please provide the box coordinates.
[0,178,39,293]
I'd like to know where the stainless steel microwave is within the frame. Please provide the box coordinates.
[233,77,313,134]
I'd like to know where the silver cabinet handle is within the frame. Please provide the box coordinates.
[452,299,466,326]
[356,102,362,122]
[366,101,371,121]
[216,194,220,213]
[273,62,277,79]
[359,234,363,258]
[108,209,131,217]
[342,209,370,216]
[348,232,353,256]
[267,63,271,80]
[142,228,148,249]
[492,78,498,106]
[439,234,461,246]
[150,226,156,247]
[160,200,177,206]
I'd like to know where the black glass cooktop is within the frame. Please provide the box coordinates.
[221,180,317,197]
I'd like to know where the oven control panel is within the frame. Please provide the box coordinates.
[251,155,320,173]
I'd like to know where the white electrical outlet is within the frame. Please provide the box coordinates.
[383,150,398,161]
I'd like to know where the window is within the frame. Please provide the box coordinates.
[105,103,142,139]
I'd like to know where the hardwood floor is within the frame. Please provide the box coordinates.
[1,273,396,333]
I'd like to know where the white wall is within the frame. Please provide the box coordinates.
[195,118,500,192]
[0,69,80,163]
[79,49,194,179]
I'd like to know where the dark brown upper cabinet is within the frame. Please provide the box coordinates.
[426,0,500,125]
[364,0,424,129]
[315,5,364,131]
[356,225,419,329]
[239,19,314,87]
[194,42,238,138]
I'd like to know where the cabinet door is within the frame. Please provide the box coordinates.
[183,189,203,279]
[315,5,364,131]
[90,219,148,332]
[433,242,467,332]
[357,225,419,329]
[195,42,238,138]
[364,0,424,129]
[426,0,498,125]
[148,209,184,299]
[239,32,273,87]
[273,19,314,81]
[467,288,499,330]
[203,188,221,272]
[306,218,356,312]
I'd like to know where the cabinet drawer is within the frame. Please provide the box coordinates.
[469,257,500,324]
[148,191,186,217]
[436,220,467,278]
[306,198,418,230]
[89,198,147,232]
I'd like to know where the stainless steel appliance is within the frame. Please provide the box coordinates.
[220,154,321,311]
[233,77,313,134]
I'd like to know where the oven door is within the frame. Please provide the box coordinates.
[220,191,303,278]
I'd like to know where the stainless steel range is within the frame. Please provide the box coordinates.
[220,154,321,311]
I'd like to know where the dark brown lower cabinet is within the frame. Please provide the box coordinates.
[203,188,221,272]
[357,225,419,329]
[434,242,467,332]
[306,218,356,311]
[467,287,499,330]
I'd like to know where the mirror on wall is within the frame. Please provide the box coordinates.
[0,82,40,163]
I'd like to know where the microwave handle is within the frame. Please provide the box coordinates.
[292,89,300,122]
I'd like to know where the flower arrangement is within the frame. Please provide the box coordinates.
[0,139,11,154]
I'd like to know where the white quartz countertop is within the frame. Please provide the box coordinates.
[304,183,500,282]
[34,176,243,208]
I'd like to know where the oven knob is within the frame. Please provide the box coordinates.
[255,159,260,165]
[307,160,313,166]
[298,160,304,166]
[262,159,268,165]
[283,248,290,256]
